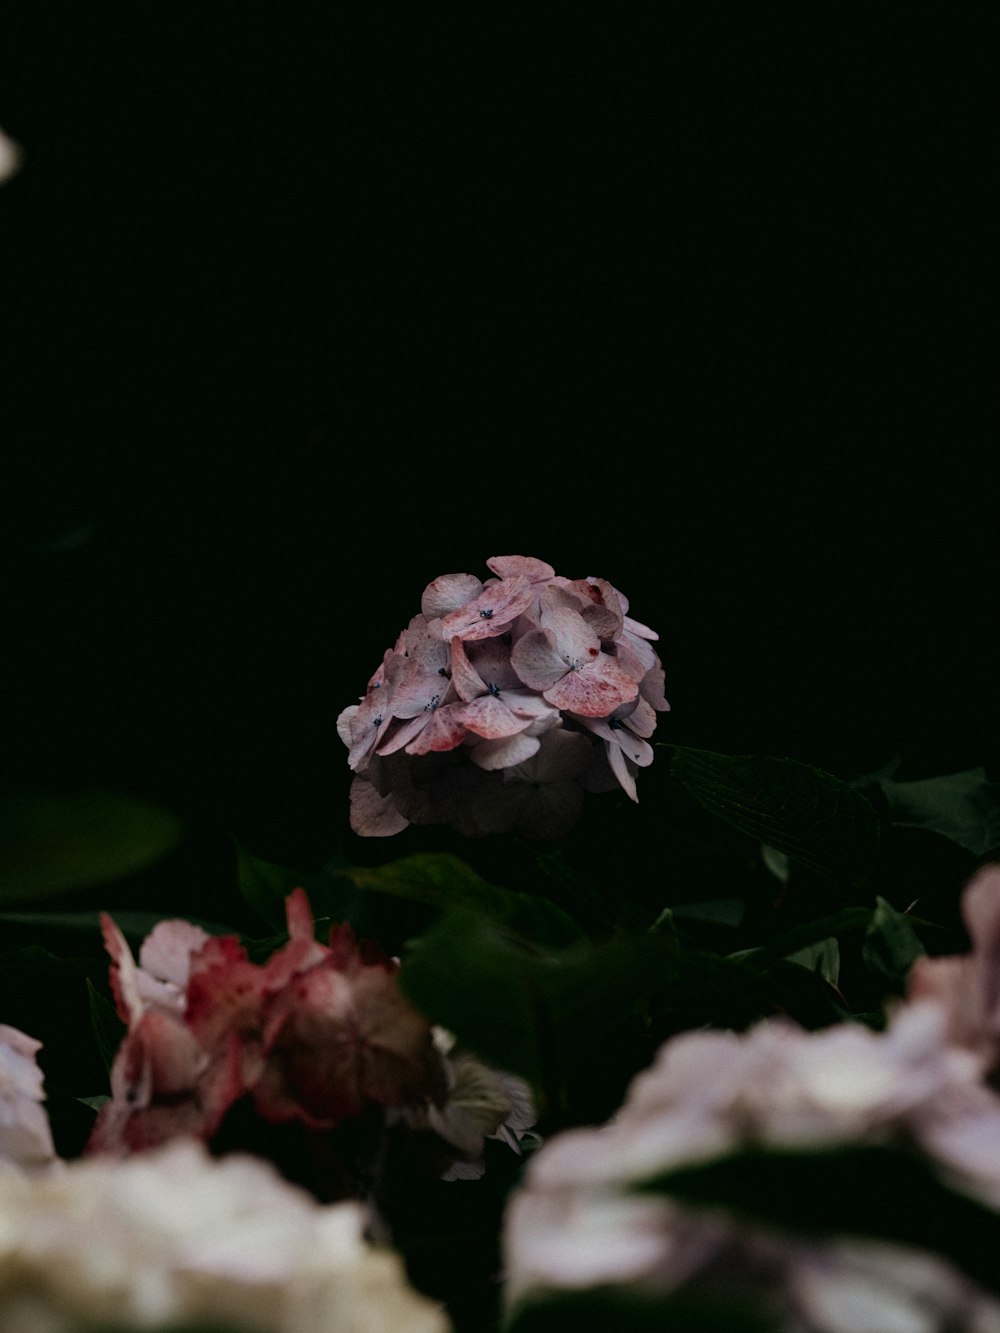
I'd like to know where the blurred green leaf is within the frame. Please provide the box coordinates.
[732,907,873,968]
[0,790,182,902]
[760,842,791,884]
[86,977,125,1075]
[77,1094,110,1111]
[340,853,584,946]
[785,936,840,985]
[234,841,316,931]
[862,895,926,993]
[400,910,672,1096]
[639,1143,1000,1299]
[668,747,880,886]
[672,898,745,928]
[875,767,1000,855]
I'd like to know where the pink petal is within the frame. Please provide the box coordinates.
[539,602,603,662]
[640,664,670,712]
[456,694,533,740]
[543,656,639,717]
[439,575,534,642]
[421,572,484,619]
[139,919,212,990]
[101,913,145,1026]
[404,706,468,755]
[623,613,659,641]
[510,628,571,691]
[470,730,542,770]
[450,636,487,702]
[486,555,556,583]
[608,744,640,801]
[349,775,410,836]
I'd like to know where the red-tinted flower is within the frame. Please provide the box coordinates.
[88,890,447,1158]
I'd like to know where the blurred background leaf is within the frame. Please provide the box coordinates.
[668,747,881,888]
[874,767,1000,856]
[0,790,183,903]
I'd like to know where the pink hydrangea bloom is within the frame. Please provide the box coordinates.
[337,555,669,837]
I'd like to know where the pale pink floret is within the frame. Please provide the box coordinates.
[421,571,485,620]
[573,696,657,801]
[438,574,535,642]
[451,638,557,741]
[485,554,556,586]
[511,595,639,718]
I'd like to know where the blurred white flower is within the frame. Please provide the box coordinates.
[0,1137,450,1331]
[502,1005,1000,1326]
[0,126,22,184]
[0,1025,58,1172]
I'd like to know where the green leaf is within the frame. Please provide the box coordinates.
[639,1143,1000,1299]
[0,790,183,902]
[77,1094,110,1111]
[786,936,840,985]
[339,853,584,947]
[876,767,1000,855]
[400,910,672,1095]
[668,746,880,886]
[86,978,125,1075]
[234,841,313,931]
[733,907,873,968]
[672,898,746,928]
[862,895,926,992]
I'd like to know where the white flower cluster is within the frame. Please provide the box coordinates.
[338,555,668,838]
[0,1138,450,1332]
[502,1002,1000,1328]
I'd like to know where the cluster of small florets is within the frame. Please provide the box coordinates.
[87,890,534,1190]
[337,555,669,838]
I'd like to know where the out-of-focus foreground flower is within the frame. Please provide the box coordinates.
[337,554,669,837]
[502,998,1000,1327]
[0,1137,450,1332]
[907,863,1000,1081]
[88,889,534,1195]
[0,126,21,184]
[0,1025,58,1173]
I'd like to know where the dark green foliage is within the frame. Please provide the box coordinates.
[640,1143,1000,1299]
[0,790,183,903]
[668,746,881,887]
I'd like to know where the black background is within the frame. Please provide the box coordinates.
[2,5,995,879]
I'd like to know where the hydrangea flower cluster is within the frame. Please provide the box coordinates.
[88,889,534,1191]
[337,555,669,838]
[0,1138,450,1332]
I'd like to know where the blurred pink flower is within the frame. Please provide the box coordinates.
[907,863,1000,1077]
[503,1001,1000,1323]
[89,889,447,1157]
